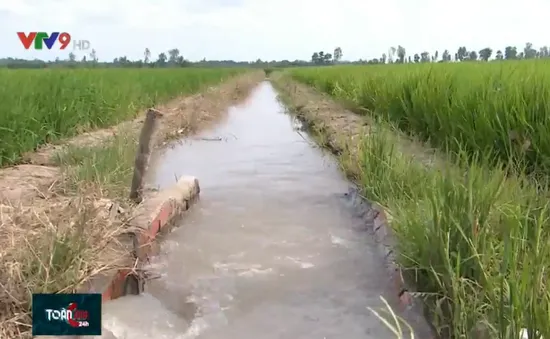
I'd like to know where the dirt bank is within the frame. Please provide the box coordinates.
[270,73,369,180]
[0,71,264,338]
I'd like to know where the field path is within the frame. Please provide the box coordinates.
[98,81,433,339]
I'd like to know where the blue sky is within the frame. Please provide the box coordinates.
[0,0,548,62]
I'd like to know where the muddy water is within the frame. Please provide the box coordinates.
[101,82,429,339]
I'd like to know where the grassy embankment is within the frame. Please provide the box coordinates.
[0,67,246,338]
[0,68,245,167]
[289,62,550,338]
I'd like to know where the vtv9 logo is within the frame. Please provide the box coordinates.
[17,32,90,50]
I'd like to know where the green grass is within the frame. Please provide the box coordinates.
[289,61,550,176]
[53,128,138,198]
[0,68,246,167]
[280,65,550,338]
[351,122,550,339]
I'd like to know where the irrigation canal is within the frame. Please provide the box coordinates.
[99,81,430,339]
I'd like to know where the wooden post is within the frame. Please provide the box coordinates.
[129,109,163,203]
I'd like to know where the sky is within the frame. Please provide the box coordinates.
[0,0,548,62]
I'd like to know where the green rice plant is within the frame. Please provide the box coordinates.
[289,61,550,177]
[353,121,550,338]
[0,68,246,167]
[276,68,550,337]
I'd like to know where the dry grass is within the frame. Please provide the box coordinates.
[0,130,139,337]
[368,297,418,339]
[0,71,264,338]
[0,194,133,338]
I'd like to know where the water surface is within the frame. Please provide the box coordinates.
[100,82,429,339]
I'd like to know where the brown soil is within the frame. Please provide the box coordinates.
[0,71,264,338]
[271,73,370,180]
[271,74,439,178]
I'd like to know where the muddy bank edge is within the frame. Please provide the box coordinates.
[270,73,436,337]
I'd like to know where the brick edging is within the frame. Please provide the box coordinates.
[80,176,200,302]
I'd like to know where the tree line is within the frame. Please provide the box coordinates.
[0,47,315,69]
[351,43,548,64]
[2,42,548,69]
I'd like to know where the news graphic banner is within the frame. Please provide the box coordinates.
[32,293,102,336]
[17,32,90,50]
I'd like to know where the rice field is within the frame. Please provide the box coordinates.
[0,68,245,167]
[291,61,550,176]
[288,63,550,338]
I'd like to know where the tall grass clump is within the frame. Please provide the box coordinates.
[290,61,550,177]
[350,122,550,338]
[0,68,245,166]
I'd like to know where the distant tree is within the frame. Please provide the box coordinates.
[309,51,332,65]
[504,46,517,59]
[81,55,87,62]
[524,42,536,59]
[539,46,549,58]
[495,50,504,60]
[414,53,420,63]
[457,47,467,61]
[318,51,325,61]
[434,50,439,61]
[333,47,343,62]
[420,51,430,62]
[89,49,98,62]
[117,56,129,65]
[168,49,180,63]
[408,55,412,63]
[381,53,387,64]
[388,47,396,63]
[68,52,76,62]
[478,47,492,61]
[157,52,167,65]
[397,45,406,63]
[144,48,151,63]
[442,49,450,61]
[311,52,319,64]
[468,50,478,61]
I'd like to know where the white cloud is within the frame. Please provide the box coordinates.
[0,0,548,62]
